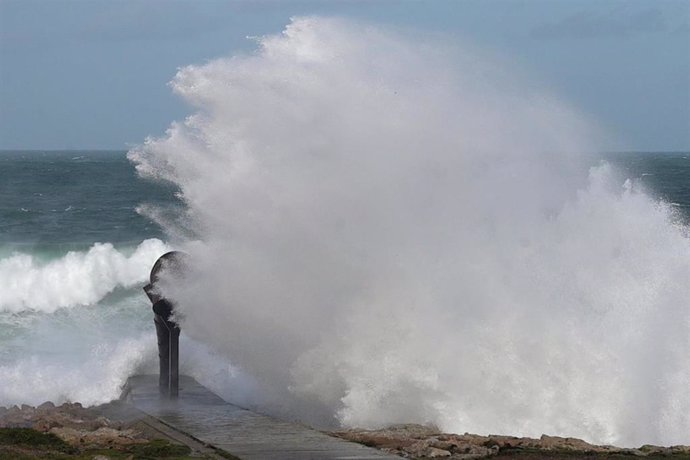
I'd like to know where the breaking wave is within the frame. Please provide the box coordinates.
[0,239,170,313]
[129,17,690,446]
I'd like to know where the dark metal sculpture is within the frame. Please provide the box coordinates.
[143,251,187,399]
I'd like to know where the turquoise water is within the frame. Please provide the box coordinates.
[0,151,180,407]
[0,149,689,441]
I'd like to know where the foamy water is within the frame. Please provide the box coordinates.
[128,17,690,446]
[0,239,169,312]
[1,17,688,448]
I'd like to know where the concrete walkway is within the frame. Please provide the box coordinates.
[122,375,401,460]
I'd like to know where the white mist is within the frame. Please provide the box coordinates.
[129,17,690,446]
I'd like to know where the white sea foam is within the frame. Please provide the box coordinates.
[0,239,172,406]
[0,334,155,407]
[129,17,690,446]
[0,290,242,408]
[0,239,170,313]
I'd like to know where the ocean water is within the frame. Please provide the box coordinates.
[0,151,255,410]
[606,152,690,223]
[1,148,688,438]
[2,18,690,448]
[0,150,174,406]
[0,150,176,248]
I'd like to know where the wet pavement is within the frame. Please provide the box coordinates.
[122,375,401,460]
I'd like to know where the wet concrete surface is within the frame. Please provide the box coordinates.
[122,375,401,460]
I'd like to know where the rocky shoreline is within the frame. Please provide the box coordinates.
[331,424,690,459]
[0,401,196,459]
[0,401,152,446]
[2,402,689,459]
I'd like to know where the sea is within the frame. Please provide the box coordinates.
[1,149,689,439]
[0,150,182,407]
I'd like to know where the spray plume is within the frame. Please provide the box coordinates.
[129,17,690,446]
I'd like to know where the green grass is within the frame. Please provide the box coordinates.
[0,427,211,459]
[0,428,74,452]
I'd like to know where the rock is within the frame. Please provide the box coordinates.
[670,446,690,454]
[425,446,452,457]
[406,439,432,455]
[430,439,459,451]
[539,434,596,451]
[49,426,148,448]
[32,418,60,432]
[7,405,20,415]
[383,424,442,438]
[485,434,537,449]
[95,416,111,428]
[330,425,690,459]
[0,399,122,437]
[48,427,82,444]
[37,401,56,412]
[405,440,452,458]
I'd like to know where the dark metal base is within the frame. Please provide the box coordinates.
[154,314,180,398]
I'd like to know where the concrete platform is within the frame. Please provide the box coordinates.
[121,375,401,460]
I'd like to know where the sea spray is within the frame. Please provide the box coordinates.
[129,17,690,446]
[0,239,174,406]
[0,238,170,312]
[0,334,153,407]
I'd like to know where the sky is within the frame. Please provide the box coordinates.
[0,0,688,152]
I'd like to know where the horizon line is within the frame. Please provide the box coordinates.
[2,149,690,155]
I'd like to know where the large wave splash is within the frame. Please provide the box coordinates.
[129,17,690,446]
[0,329,248,408]
[0,334,153,407]
[0,239,169,313]
[0,237,205,408]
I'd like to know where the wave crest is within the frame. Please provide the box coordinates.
[0,239,170,313]
[129,17,690,446]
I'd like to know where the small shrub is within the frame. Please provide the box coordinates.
[0,428,73,453]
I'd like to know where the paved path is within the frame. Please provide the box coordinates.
[122,375,401,460]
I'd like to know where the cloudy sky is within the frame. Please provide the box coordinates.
[0,0,688,151]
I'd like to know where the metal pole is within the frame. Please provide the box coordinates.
[169,319,180,398]
[145,251,187,400]
[154,313,179,398]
